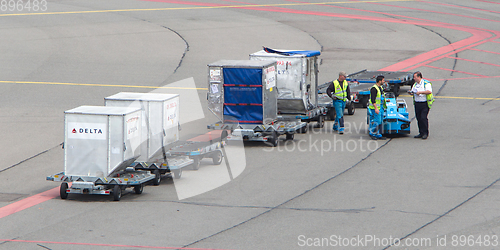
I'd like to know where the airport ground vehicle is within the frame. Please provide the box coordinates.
[382,92,411,134]
[347,70,414,108]
[364,92,411,136]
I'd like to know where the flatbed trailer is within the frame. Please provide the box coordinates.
[133,138,226,184]
[208,119,306,147]
[47,168,155,201]
[347,70,414,107]
[278,106,328,133]
[47,138,228,200]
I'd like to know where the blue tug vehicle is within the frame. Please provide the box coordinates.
[381,92,411,135]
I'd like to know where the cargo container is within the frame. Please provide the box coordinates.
[64,106,142,177]
[207,59,278,125]
[249,48,326,130]
[207,59,305,146]
[104,92,180,162]
[47,105,153,201]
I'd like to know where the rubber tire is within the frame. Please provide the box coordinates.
[265,131,278,147]
[327,109,336,121]
[134,184,143,194]
[392,84,401,97]
[220,130,228,142]
[347,102,355,115]
[317,115,324,128]
[173,169,182,179]
[286,133,294,141]
[113,185,122,201]
[60,182,68,199]
[153,170,161,186]
[212,151,223,165]
[299,124,308,134]
[191,157,201,170]
[361,96,368,108]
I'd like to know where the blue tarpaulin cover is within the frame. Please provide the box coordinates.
[223,68,264,124]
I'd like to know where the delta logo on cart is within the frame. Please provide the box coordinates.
[68,122,106,140]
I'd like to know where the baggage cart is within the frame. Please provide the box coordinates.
[47,169,154,201]
[104,92,180,162]
[207,59,306,146]
[347,70,414,107]
[133,137,226,183]
[249,47,326,129]
[47,105,150,201]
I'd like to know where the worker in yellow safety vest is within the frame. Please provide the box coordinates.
[409,71,434,140]
[367,75,387,140]
[326,71,351,134]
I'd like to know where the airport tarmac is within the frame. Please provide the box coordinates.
[1,0,500,249]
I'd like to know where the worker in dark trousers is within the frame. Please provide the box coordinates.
[409,71,434,140]
[367,75,387,140]
[326,71,351,134]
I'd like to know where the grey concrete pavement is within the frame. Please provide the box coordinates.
[1,1,499,249]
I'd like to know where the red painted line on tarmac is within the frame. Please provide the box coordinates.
[446,56,500,68]
[475,0,500,4]
[469,48,500,55]
[147,0,499,72]
[428,75,500,82]
[418,0,500,14]
[363,0,500,23]
[0,239,234,250]
[422,65,487,77]
[380,34,494,71]
[1,0,498,241]
[0,187,59,219]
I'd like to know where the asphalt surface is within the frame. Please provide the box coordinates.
[1,0,500,249]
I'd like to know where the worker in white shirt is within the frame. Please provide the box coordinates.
[409,71,434,140]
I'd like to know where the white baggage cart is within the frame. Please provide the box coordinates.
[47,106,153,201]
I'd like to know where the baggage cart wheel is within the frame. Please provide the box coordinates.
[392,84,400,97]
[212,150,223,165]
[360,96,368,108]
[60,182,68,199]
[113,185,121,201]
[191,157,200,170]
[327,109,336,121]
[286,133,294,141]
[134,184,143,194]
[266,131,278,147]
[221,130,228,142]
[316,115,324,128]
[347,103,355,115]
[299,124,308,134]
[173,169,182,179]
[153,170,161,186]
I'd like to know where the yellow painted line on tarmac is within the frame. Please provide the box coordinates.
[399,94,500,101]
[0,80,208,90]
[0,0,413,17]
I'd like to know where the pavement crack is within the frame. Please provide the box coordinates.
[0,143,63,174]
[140,19,190,78]
[383,176,500,249]
[182,139,393,249]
